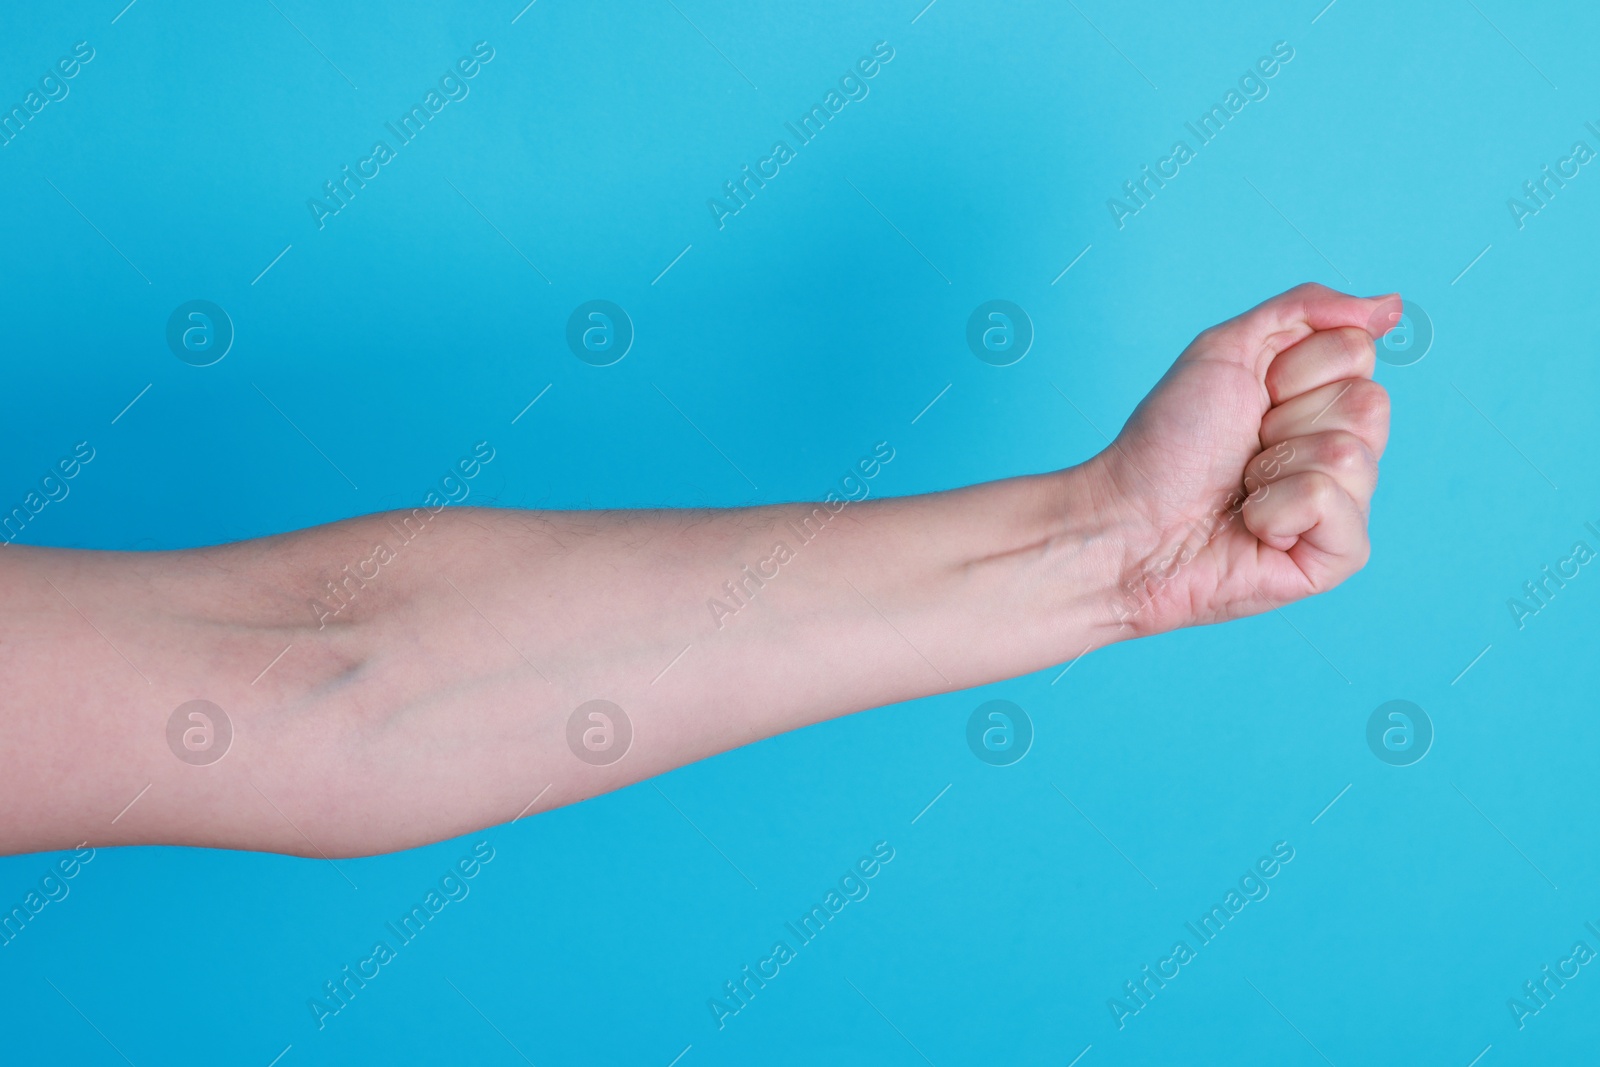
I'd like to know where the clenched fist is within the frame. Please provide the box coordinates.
[1083,283,1399,637]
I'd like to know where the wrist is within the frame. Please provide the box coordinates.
[888,459,1139,689]
[1004,459,1145,664]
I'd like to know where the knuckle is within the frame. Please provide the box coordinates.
[1346,380,1390,426]
[1320,432,1370,476]
[1306,470,1340,508]
[1333,326,1375,368]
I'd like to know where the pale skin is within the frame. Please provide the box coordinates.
[0,283,1398,859]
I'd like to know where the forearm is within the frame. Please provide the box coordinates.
[1,284,1398,858]
[0,460,1130,857]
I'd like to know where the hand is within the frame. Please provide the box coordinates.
[1083,283,1399,638]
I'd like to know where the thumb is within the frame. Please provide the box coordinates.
[1192,283,1403,381]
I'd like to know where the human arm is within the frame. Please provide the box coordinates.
[0,283,1398,858]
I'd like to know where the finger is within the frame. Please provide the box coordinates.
[1189,283,1402,381]
[1245,431,1378,514]
[1259,378,1390,457]
[1240,470,1370,588]
[1264,326,1375,406]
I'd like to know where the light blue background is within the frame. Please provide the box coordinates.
[1,1,1595,1063]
